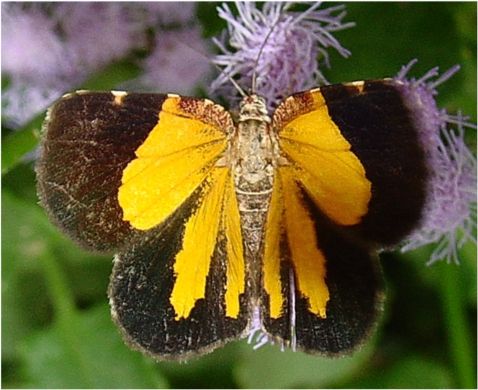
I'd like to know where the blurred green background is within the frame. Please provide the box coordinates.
[2,3,476,389]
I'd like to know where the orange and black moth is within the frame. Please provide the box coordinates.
[36,80,428,360]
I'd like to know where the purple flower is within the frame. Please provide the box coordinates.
[2,83,67,129]
[1,4,74,82]
[135,2,197,27]
[52,3,145,72]
[139,27,213,95]
[396,60,477,264]
[2,3,150,127]
[210,2,476,266]
[210,2,354,109]
[1,4,73,127]
[2,3,210,128]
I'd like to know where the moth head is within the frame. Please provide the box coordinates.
[238,94,270,122]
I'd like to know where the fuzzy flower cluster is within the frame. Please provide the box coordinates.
[210,2,354,109]
[2,3,140,127]
[215,3,476,353]
[139,27,212,95]
[211,3,476,266]
[396,60,477,264]
[2,2,209,128]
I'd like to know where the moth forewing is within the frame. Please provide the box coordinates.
[37,79,427,360]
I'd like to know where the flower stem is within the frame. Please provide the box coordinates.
[439,261,476,389]
[39,250,94,388]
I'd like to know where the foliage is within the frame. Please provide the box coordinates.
[2,3,476,389]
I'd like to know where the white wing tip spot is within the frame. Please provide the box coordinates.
[350,81,365,93]
[112,90,128,105]
[61,90,90,99]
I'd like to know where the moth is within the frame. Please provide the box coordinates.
[36,80,427,360]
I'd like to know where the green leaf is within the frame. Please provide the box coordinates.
[460,240,478,305]
[2,4,476,388]
[384,357,454,388]
[234,338,376,388]
[80,60,142,91]
[19,304,168,389]
[159,341,245,388]
[3,187,167,389]
[2,161,38,204]
[438,261,477,388]
[329,3,476,121]
[2,191,59,360]
[2,115,42,175]
[345,355,454,388]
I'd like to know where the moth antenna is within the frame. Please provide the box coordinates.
[174,40,247,98]
[218,65,247,98]
[251,6,284,94]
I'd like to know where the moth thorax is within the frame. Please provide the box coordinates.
[234,95,275,194]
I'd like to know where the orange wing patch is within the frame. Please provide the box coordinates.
[170,168,228,320]
[280,167,329,317]
[223,173,246,318]
[170,167,245,320]
[263,168,330,319]
[263,177,285,319]
[118,96,233,231]
[274,90,372,226]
